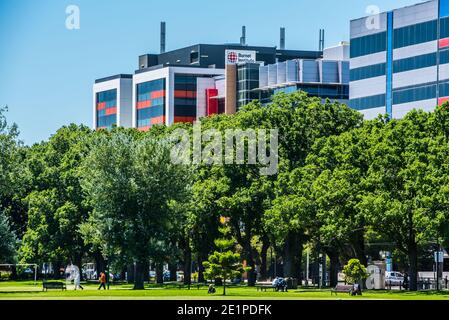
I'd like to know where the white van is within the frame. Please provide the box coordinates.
[385,271,405,286]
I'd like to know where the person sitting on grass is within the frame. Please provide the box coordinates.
[208,284,216,294]
[98,272,106,290]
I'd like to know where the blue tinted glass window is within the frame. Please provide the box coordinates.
[393,83,436,105]
[350,32,386,58]
[393,20,437,49]
[350,63,386,81]
[349,94,386,110]
[393,53,437,74]
[441,17,449,38]
[441,49,449,65]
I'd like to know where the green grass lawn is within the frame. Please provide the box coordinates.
[1,281,449,300]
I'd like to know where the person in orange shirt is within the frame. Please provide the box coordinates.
[98,272,106,290]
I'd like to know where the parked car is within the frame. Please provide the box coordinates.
[385,271,405,286]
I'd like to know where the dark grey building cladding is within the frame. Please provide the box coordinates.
[138,44,322,70]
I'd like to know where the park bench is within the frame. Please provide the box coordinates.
[42,281,66,291]
[331,284,353,296]
[256,284,275,292]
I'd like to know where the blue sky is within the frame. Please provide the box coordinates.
[0,0,418,145]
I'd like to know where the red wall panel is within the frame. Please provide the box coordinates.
[206,88,218,116]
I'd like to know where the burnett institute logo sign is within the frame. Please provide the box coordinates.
[227,51,238,64]
[225,50,256,65]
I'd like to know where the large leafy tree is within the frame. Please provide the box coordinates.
[0,211,17,263]
[19,124,93,276]
[299,119,386,286]
[263,92,363,279]
[81,132,191,289]
[0,106,27,238]
[359,109,449,291]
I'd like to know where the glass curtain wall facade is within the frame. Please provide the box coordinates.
[174,75,197,123]
[259,84,349,104]
[96,89,117,129]
[136,79,166,130]
[237,63,260,108]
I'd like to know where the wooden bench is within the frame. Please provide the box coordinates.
[331,284,353,296]
[256,284,275,292]
[42,281,67,291]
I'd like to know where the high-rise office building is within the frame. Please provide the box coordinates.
[350,0,449,119]
[93,43,322,130]
[93,75,133,129]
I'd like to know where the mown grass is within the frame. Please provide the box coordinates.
[1,281,449,300]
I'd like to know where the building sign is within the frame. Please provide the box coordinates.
[225,50,256,65]
[435,251,444,263]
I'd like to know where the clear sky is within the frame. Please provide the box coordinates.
[0,0,419,145]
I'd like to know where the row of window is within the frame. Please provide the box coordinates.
[350,50,449,82]
[97,89,117,103]
[350,79,449,110]
[136,79,166,128]
[350,63,386,81]
[350,32,387,58]
[97,100,117,109]
[97,108,116,117]
[297,84,349,98]
[237,64,260,81]
[439,80,449,97]
[97,114,117,128]
[393,52,436,73]
[440,16,449,39]
[238,80,259,91]
[137,79,165,96]
[137,105,164,120]
[351,17,449,59]
[349,94,386,110]
[393,19,437,49]
[174,75,197,119]
[392,82,436,105]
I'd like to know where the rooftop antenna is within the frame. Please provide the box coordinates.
[160,21,166,53]
[280,27,286,50]
[319,29,325,52]
[240,26,246,45]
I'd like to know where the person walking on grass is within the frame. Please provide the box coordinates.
[98,271,106,290]
[72,265,83,290]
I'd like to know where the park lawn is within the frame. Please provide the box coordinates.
[1,281,449,300]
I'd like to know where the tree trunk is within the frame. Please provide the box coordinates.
[223,277,226,296]
[408,242,418,291]
[283,232,302,279]
[94,252,105,279]
[143,261,149,284]
[183,242,192,286]
[10,266,17,280]
[127,264,135,283]
[169,262,177,282]
[351,230,367,266]
[260,238,270,280]
[53,261,62,280]
[328,250,340,288]
[120,267,126,282]
[242,235,256,286]
[197,254,205,283]
[133,261,145,290]
[156,263,164,284]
